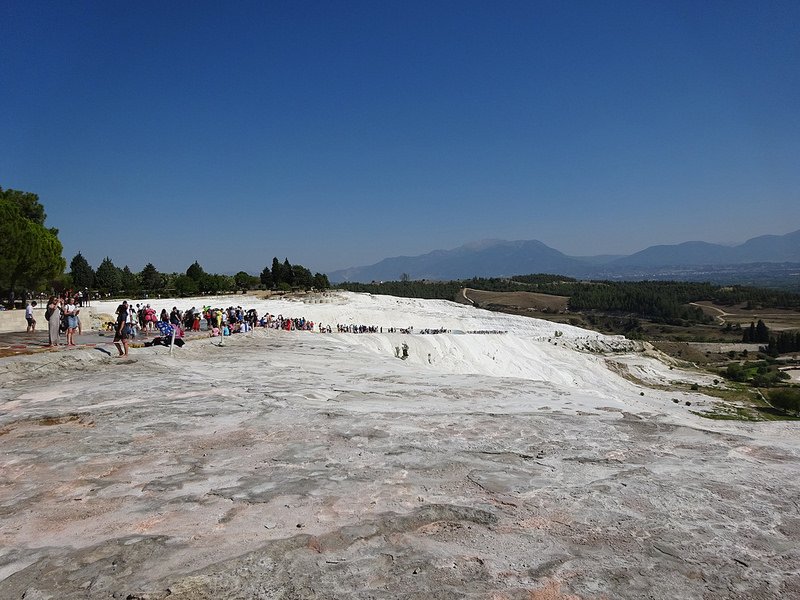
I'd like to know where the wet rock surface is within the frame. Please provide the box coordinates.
[1,329,799,599]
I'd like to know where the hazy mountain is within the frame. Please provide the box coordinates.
[329,239,586,283]
[609,241,734,267]
[328,230,800,283]
[731,230,800,262]
[611,230,800,267]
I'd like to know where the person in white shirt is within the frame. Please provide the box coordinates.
[127,304,138,338]
[25,301,37,333]
[64,298,78,346]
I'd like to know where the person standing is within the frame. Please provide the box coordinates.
[63,297,77,346]
[126,303,137,339]
[113,300,130,357]
[25,300,37,333]
[46,296,62,347]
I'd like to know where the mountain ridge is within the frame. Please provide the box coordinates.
[328,230,800,283]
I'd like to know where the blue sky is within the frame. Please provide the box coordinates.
[2,0,798,275]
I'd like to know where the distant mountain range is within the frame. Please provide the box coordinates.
[611,230,800,267]
[328,229,800,284]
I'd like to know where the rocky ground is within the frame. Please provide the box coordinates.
[1,295,798,599]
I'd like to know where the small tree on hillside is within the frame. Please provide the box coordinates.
[755,319,770,344]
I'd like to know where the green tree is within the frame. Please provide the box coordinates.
[234,271,257,290]
[69,252,94,289]
[283,258,294,286]
[260,265,274,288]
[140,263,163,291]
[0,197,65,297]
[291,264,313,289]
[95,257,122,293]
[160,272,177,292]
[725,363,748,383]
[743,322,756,343]
[271,257,283,286]
[313,272,330,289]
[201,274,233,293]
[186,261,206,282]
[755,319,770,344]
[174,274,199,296]
[0,186,47,226]
[120,265,139,293]
[767,388,800,416]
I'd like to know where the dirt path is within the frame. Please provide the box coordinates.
[690,302,729,324]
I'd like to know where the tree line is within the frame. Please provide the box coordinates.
[69,254,330,297]
[0,186,334,301]
[565,281,713,325]
[738,319,800,355]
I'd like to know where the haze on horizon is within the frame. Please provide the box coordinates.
[2,1,798,275]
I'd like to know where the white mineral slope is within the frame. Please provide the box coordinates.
[3,293,800,598]
[90,291,738,427]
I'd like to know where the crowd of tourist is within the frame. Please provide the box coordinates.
[464,330,508,334]
[28,297,507,355]
[337,324,383,333]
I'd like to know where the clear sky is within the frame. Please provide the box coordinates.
[2,0,798,275]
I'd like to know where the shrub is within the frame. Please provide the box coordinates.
[767,388,800,416]
[726,363,748,382]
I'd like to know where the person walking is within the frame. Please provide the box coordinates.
[46,296,62,347]
[25,300,37,333]
[113,300,130,357]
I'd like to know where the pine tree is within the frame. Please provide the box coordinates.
[271,257,282,285]
[140,263,162,291]
[186,261,205,282]
[69,252,94,289]
[283,258,294,286]
[755,319,770,343]
[120,266,139,293]
[260,265,273,288]
[95,257,122,293]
